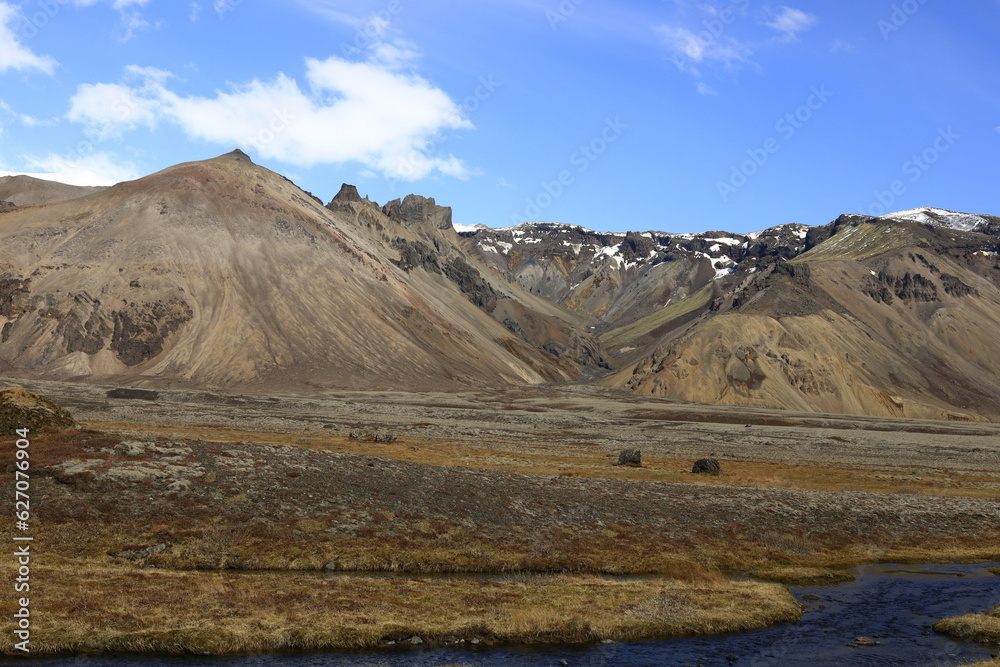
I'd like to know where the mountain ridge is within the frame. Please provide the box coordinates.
[0,174,107,208]
[0,151,605,392]
[2,152,999,420]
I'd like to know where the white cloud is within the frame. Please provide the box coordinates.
[830,39,856,54]
[656,4,816,82]
[655,24,749,73]
[696,82,717,96]
[1,152,139,186]
[763,6,817,39]
[66,81,162,139]
[0,99,49,127]
[68,0,153,40]
[67,45,474,180]
[118,9,151,40]
[0,3,57,74]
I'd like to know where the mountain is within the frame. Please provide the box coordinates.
[881,207,1000,233]
[0,151,605,391]
[3,152,999,420]
[464,211,1000,421]
[0,175,107,208]
[459,221,811,327]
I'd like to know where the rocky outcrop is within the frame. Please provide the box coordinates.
[940,273,977,298]
[392,239,503,312]
[0,276,32,318]
[882,271,939,303]
[383,194,452,231]
[442,256,501,312]
[111,299,194,366]
[329,183,363,206]
[392,239,441,273]
[0,387,78,433]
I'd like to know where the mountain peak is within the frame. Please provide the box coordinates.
[331,183,363,205]
[882,207,997,233]
[222,149,254,164]
[382,194,453,231]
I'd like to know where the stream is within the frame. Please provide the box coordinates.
[5,563,999,667]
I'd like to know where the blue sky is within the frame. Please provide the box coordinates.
[0,0,998,233]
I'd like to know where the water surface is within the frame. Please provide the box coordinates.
[6,563,999,667]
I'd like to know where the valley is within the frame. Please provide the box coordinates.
[1,378,999,659]
[1,155,999,663]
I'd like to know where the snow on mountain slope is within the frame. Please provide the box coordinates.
[882,207,996,233]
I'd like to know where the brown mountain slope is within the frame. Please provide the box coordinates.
[0,151,603,391]
[0,175,106,207]
[605,218,1000,421]
[2,155,998,420]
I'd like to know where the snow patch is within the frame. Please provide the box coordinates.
[713,266,734,280]
[597,244,623,266]
[747,223,809,240]
[479,240,512,254]
[882,207,991,233]
[453,223,488,233]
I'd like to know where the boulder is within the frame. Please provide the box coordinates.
[848,636,880,647]
[349,428,397,443]
[616,449,642,467]
[692,457,721,475]
[0,387,77,434]
[113,441,148,457]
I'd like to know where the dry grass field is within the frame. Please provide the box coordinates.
[0,560,800,654]
[3,378,1000,656]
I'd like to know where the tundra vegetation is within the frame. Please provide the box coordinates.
[1,383,999,656]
